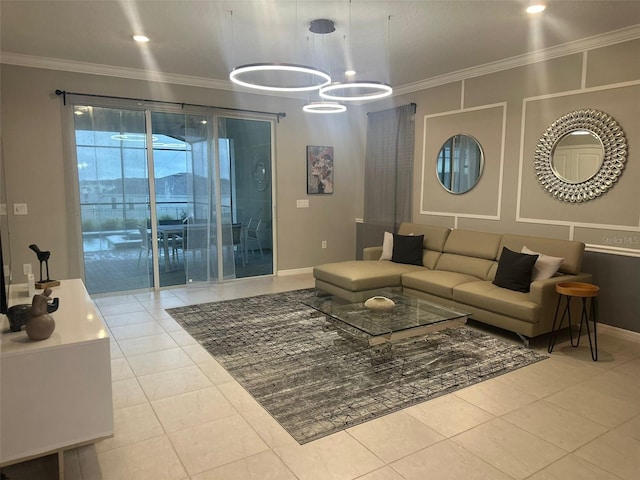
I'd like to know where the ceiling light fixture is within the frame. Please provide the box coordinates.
[303,19,346,113]
[230,63,331,92]
[303,102,347,114]
[318,5,393,101]
[229,9,331,92]
[320,82,393,101]
[133,34,150,43]
[526,4,546,14]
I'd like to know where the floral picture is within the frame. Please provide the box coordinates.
[307,146,334,194]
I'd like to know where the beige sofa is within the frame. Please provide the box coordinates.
[313,222,592,342]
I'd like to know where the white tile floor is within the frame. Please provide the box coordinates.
[3,273,639,480]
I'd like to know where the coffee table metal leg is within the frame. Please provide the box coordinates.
[369,341,393,365]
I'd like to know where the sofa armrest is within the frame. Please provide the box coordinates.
[529,272,594,334]
[363,246,383,260]
[529,273,594,304]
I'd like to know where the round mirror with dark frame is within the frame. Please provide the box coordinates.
[534,109,627,203]
[436,134,484,194]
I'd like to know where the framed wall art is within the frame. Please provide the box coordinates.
[307,146,334,194]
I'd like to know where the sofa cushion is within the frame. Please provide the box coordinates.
[398,223,451,252]
[453,281,540,322]
[436,253,497,280]
[392,234,424,265]
[380,231,393,260]
[401,270,481,299]
[492,247,538,292]
[313,260,422,291]
[443,229,502,260]
[522,246,564,281]
[500,234,584,275]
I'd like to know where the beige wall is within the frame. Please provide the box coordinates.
[0,65,366,283]
[357,38,640,332]
[2,37,639,292]
[364,39,640,253]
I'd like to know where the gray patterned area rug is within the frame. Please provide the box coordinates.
[166,289,546,444]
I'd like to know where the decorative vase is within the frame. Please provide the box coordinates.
[25,313,55,340]
[364,296,396,310]
[24,287,56,341]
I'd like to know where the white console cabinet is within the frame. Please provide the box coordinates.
[0,279,113,476]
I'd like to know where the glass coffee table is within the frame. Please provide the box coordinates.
[304,290,470,354]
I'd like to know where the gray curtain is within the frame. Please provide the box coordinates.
[362,104,415,249]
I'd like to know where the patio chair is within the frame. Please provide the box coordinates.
[232,223,245,266]
[246,218,263,257]
[137,224,163,266]
[158,219,182,259]
[176,225,210,263]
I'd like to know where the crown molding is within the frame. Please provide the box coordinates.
[1,24,639,98]
[0,53,233,91]
[0,52,311,100]
[393,24,640,97]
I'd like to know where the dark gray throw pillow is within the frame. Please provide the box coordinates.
[492,247,539,292]
[391,234,424,266]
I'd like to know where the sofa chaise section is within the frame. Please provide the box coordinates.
[314,260,422,302]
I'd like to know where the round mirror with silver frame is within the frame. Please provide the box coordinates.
[436,134,484,194]
[534,109,627,203]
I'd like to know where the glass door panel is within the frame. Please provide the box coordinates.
[219,117,273,278]
[150,112,225,286]
[74,106,152,294]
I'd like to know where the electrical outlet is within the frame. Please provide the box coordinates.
[321,240,327,249]
[23,263,32,275]
[13,203,28,215]
[296,199,310,208]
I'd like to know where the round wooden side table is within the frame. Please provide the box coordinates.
[548,282,600,361]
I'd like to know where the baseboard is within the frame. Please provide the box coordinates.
[276,267,314,277]
[598,323,640,344]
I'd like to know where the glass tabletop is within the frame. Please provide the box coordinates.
[303,290,469,338]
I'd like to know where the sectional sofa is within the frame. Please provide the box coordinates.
[313,222,592,343]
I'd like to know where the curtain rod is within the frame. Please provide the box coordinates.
[367,103,416,115]
[54,90,287,122]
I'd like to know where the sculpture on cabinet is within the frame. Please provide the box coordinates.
[6,288,58,339]
[6,293,59,333]
[25,288,56,340]
[29,244,60,288]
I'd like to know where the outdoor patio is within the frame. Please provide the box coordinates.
[83,238,272,294]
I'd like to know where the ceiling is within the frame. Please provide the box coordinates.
[1,1,640,96]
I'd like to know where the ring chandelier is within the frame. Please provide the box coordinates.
[302,102,347,114]
[229,63,331,92]
[229,13,393,110]
[319,81,393,101]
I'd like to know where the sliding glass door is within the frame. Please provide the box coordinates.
[75,107,153,293]
[73,104,254,294]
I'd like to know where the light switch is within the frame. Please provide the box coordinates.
[296,199,310,208]
[13,203,28,215]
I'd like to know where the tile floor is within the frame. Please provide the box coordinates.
[3,273,639,480]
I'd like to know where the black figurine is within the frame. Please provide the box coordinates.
[29,244,52,283]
